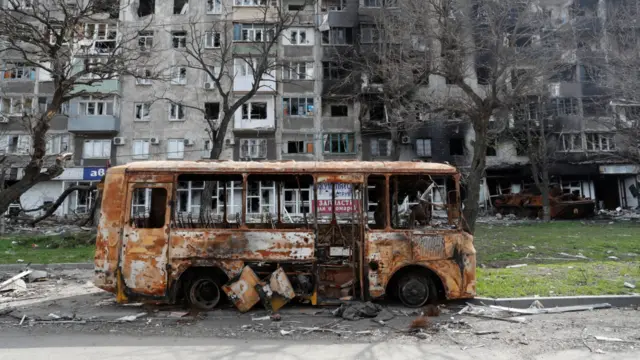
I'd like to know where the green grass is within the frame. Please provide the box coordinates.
[477,261,640,298]
[474,221,640,266]
[0,233,95,264]
[474,221,640,298]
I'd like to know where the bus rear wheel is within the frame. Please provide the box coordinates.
[185,275,221,310]
[397,273,434,308]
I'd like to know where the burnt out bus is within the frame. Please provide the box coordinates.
[93,161,476,310]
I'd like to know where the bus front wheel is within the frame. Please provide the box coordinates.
[185,275,221,310]
[397,273,434,308]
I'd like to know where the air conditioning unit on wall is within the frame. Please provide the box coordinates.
[113,137,126,145]
[184,139,195,146]
[150,137,160,145]
[401,135,411,144]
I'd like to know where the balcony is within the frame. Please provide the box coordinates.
[68,115,120,134]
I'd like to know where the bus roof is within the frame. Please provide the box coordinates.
[114,160,458,175]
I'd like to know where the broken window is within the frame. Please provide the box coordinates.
[174,0,188,14]
[449,138,464,155]
[239,139,267,159]
[369,103,385,122]
[283,97,314,116]
[330,105,348,117]
[138,31,154,51]
[205,31,221,48]
[476,65,491,85]
[137,0,155,17]
[370,138,391,157]
[586,133,615,151]
[416,138,432,157]
[172,174,243,227]
[172,31,187,48]
[390,175,449,229]
[241,102,268,120]
[559,133,583,151]
[323,133,355,154]
[322,62,348,79]
[321,28,353,45]
[486,139,497,156]
[553,98,579,116]
[205,102,220,120]
[130,187,167,229]
[66,181,96,215]
[207,0,222,13]
[283,62,314,80]
[285,140,314,154]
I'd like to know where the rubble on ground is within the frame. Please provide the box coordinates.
[596,208,640,221]
[1,216,95,236]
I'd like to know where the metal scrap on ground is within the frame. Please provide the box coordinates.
[223,266,296,313]
[0,270,32,291]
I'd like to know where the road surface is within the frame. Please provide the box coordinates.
[0,333,639,360]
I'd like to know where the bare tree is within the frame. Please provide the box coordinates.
[347,0,565,232]
[0,0,147,215]
[140,1,315,215]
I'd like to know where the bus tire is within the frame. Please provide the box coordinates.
[397,273,434,308]
[185,274,221,310]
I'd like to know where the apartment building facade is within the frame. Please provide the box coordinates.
[5,0,639,216]
[0,3,117,216]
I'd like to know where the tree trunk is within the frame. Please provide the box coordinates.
[540,167,551,221]
[30,184,96,226]
[461,117,490,234]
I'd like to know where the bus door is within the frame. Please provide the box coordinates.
[119,182,173,299]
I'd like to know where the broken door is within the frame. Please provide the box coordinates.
[119,182,172,298]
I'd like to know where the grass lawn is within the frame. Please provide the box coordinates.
[474,221,640,298]
[0,233,95,264]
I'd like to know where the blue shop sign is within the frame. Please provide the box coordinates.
[83,167,107,180]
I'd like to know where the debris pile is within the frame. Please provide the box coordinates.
[493,188,596,220]
[597,208,640,221]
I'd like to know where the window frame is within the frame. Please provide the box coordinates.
[206,0,223,13]
[132,139,151,159]
[172,31,188,49]
[241,102,268,120]
[323,133,356,154]
[286,28,312,45]
[2,62,35,81]
[205,31,221,48]
[415,138,432,157]
[167,138,186,159]
[83,139,111,159]
[239,138,268,159]
[559,133,583,152]
[138,31,154,51]
[77,95,116,116]
[370,138,391,157]
[283,97,314,117]
[321,27,353,45]
[171,66,188,85]
[169,103,186,121]
[134,102,151,121]
[283,62,314,80]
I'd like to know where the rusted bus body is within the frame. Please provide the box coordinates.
[93,161,476,309]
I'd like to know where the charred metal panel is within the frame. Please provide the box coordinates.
[170,230,315,261]
[365,231,476,300]
[119,183,172,298]
[222,266,262,313]
[316,174,364,183]
[93,169,126,293]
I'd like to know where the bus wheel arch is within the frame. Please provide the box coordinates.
[175,266,229,310]
[385,265,445,307]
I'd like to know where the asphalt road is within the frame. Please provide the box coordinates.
[0,333,638,360]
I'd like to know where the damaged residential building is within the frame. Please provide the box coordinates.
[5,0,639,216]
[0,1,118,217]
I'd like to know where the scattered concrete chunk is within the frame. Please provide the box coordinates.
[594,336,625,342]
[506,264,528,268]
[115,312,147,322]
[0,270,32,291]
[529,300,544,309]
[558,252,589,260]
[608,256,619,260]
[1,279,27,293]
[28,270,48,283]
[624,282,636,289]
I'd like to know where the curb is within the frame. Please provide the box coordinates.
[0,262,93,271]
[468,295,640,309]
